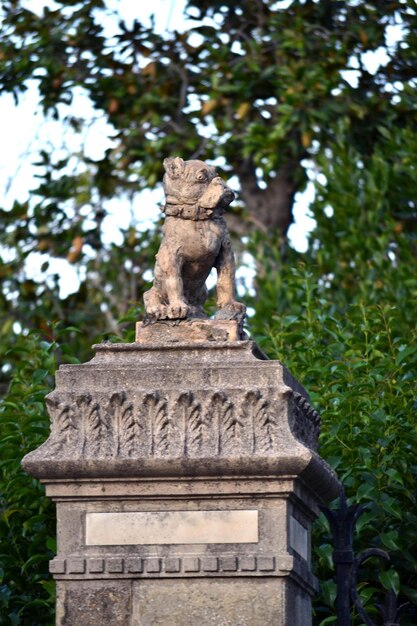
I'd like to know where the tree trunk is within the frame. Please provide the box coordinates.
[235,158,299,238]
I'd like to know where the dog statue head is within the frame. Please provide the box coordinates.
[163,157,235,219]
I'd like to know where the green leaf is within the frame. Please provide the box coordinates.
[402,585,417,605]
[21,554,50,574]
[396,345,416,365]
[380,531,400,551]
[379,570,400,595]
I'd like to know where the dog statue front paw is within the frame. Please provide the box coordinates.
[166,301,190,320]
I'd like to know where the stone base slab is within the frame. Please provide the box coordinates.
[136,319,240,343]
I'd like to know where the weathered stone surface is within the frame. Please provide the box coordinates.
[22,341,332,490]
[289,516,309,561]
[56,581,131,626]
[131,579,297,626]
[55,578,311,626]
[136,318,240,343]
[22,334,340,626]
[143,157,246,327]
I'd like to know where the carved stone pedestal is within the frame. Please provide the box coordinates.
[23,338,340,626]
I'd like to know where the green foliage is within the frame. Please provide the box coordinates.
[255,291,417,624]
[0,329,72,626]
[248,133,417,623]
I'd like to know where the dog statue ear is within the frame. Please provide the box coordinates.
[163,157,185,179]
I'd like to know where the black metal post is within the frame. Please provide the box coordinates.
[321,491,365,626]
[321,490,410,626]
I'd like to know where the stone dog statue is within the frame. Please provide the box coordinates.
[143,157,246,323]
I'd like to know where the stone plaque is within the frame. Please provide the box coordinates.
[86,510,259,546]
[289,516,308,561]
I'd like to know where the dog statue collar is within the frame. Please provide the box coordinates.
[164,202,214,221]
